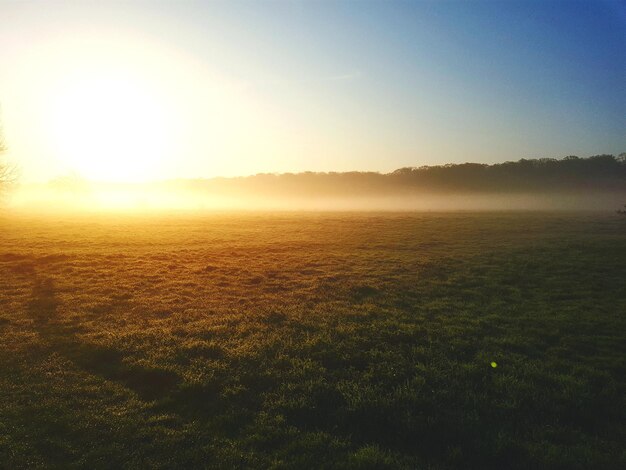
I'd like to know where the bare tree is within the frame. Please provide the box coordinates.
[0,124,17,193]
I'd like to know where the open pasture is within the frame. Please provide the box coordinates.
[0,212,624,469]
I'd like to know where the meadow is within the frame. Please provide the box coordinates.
[0,212,624,469]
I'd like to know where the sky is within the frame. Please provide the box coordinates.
[1,0,625,182]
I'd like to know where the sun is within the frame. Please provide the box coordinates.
[48,70,173,182]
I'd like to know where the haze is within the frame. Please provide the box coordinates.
[2,2,626,468]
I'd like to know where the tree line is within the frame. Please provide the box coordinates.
[177,154,626,197]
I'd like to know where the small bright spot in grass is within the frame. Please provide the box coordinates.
[491,362,498,368]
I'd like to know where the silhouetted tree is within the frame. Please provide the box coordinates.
[173,154,626,198]
[0,123,17,194]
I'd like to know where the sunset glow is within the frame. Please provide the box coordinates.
[46,69,173,182]
[0,2,625,468]
[1,1,623,187]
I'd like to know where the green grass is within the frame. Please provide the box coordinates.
[0,212,624,469]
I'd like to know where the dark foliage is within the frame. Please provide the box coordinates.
[176,154,626,197]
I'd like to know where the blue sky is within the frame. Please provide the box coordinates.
[1,0,624,180]
[207,0,626,161]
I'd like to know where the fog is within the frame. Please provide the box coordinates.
[7,181,625,214]
[5,156,625,213]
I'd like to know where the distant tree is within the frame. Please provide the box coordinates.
[0,127,8,181]
[0,122,17,194]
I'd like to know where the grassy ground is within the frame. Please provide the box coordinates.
[0,212,624,469]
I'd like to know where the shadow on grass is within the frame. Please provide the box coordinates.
[26,276,249,422]
[28,278,59,324]
[27,276,181,401]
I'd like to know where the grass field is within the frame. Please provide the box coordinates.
[0,212,624,469]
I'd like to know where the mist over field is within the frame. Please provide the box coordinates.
[10,155,626,212]
[1,0,625,468]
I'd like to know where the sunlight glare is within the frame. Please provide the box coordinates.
[48,70,173,182]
